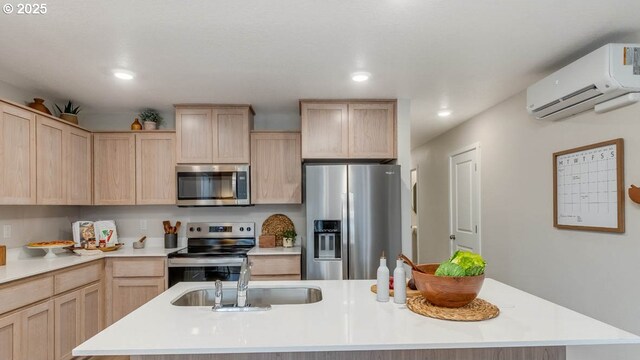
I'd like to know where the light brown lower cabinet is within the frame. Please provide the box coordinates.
[54,282,103,360]
[106,257,167,325]
[0,299,55,360]
[81,282,103,342]
[54,291,81,360]
[0,311,21,360]
[0,260,105,360]
[22,300,55,360]
[249,255,301,280]
[110,277,165,323]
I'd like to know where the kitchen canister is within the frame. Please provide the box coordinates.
[164,233,178,249]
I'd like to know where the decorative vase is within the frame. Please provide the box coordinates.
[282,237,294,248]
[27,98,52,115]
[143,121,157,130]
[59,113,78,125]
[131,118,142,130]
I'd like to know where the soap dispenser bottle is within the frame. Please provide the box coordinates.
[393,256,406,304]
[376,252,390,302]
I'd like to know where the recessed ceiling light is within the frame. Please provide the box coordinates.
[351,72,371,82]
[438,110,452,117]
[113,70,135,80]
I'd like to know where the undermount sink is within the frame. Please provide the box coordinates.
[171,286,323,307]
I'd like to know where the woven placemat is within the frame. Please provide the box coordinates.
[407,296,499,321]
[261,214,295,247]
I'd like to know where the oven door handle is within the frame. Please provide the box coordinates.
[168,258,245,267]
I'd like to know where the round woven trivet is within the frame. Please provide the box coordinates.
[261,214,295,247]
[407,296,499,321]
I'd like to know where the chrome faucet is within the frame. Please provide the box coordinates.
[236,259,251,307]
[213,280,223,309]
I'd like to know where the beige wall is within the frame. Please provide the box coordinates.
[79,205,305,243]
[0,206,80,249]
[412,91,640,359]
[81,108,301,132]
[396,99,413,259]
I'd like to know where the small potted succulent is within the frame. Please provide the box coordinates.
[138,109,163,130]
[55,101,81,124]
[281,229,297,248]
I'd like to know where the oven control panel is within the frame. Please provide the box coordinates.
[186,222,255,238]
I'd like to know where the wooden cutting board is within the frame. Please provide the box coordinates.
[371,284,421,298]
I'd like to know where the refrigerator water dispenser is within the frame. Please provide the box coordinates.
[313,220,341,260]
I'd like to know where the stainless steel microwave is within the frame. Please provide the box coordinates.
[176,164,250,206]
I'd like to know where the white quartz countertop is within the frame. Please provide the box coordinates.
[73,279,640,356]
[0,242,184,285]
[247,245,301,255]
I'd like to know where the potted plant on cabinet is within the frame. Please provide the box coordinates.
[55,101,81,124]
[281,229,297,248]
[139,109,163,130]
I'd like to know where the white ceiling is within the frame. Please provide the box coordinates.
[1,0,639,147]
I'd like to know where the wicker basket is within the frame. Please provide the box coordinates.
[261,214,295,247]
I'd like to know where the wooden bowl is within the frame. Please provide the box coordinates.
[412,264,485,308]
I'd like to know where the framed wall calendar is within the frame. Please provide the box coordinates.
[553,138,624,233]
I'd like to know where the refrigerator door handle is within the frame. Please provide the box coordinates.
[341,193,349,280]
[348,191,355,279]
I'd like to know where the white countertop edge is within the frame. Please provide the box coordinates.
[74,338,640,356]
[0,244,184,285]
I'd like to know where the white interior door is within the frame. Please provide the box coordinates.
[449,144,480,255]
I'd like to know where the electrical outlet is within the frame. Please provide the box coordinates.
[3,225,11,239]
[139,220,147,231]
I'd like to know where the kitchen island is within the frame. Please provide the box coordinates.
[73,279,640,360]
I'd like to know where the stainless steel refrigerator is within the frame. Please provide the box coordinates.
[305,164,402,280]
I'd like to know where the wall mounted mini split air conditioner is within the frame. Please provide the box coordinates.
[526,43,640,121]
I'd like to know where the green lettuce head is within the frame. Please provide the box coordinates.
[449,250,486,276]
[434,261,466,277]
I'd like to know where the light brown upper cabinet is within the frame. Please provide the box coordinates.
[175,105,253,164]
[37,116,93,205]
[66,127,92,205]
[0,103,36,204]
[250,132,302,204]
[36,116,66,204]
[212,107,251,163]
[301,102,349,159]
[348,103,396,159]
[136,133,176,205]
[300,100,396,160]
[93,133,136,205]
[176,108,212,163]
[94,132,176,205]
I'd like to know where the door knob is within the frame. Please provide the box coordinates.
[449,235,456,240]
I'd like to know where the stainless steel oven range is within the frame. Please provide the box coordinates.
[167,222,255,287]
